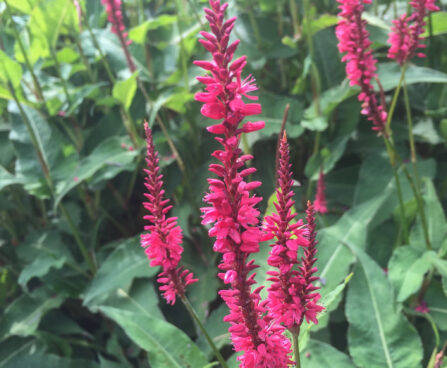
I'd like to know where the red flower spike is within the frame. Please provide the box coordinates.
[101,0,136,72]
[387,0,439,64]
[263,133,311,331]
[140,123,197,305]
[314,171,328,214]
[335,0,388,134]
[196,1,292,367]
[300,201,325,325]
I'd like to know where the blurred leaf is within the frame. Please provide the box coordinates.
[422,12,447,36]
[83,237,157,308]
[346,246,423,368]
[388,246,434,302]
[410,178,447,250]
[4,354,99,368]
[0,166,23,190]
[0,288,64,339]
[112,72,138,111]
[301,339,356,367]
[0,50,22,88]
[377,63,447,91]
[17,231,72,291]
[129,15,178,44]
[54,136,138,207]
[425,281,447,331]
[413,118,443,145]
[100,307,209,368]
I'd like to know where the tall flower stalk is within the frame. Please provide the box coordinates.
[101,0,136,73]
[195,1,292,366]
[335,0,388,135]
[264,134,324,367]
[141,123,197,305]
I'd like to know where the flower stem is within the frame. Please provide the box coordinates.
[181,296,228,368]
[292,332,301,368]
[386,63,407,135]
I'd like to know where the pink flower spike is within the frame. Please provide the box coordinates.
[101,0,136,72]
[264,132,311,331]
[335,0,388,134]
[314,170,328,214]
[141,123,197,305]
[196,2,292,366]
[300,201,325,325]
[388,0,439,64]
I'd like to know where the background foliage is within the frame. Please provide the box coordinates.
[0,0,447,367]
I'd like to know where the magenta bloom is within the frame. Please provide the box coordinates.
[101,0,136,72]
[388,0,439,64]
[140,123,197,305]
[263,133,314,331]
[335,0,387,134]
[314,170,328,214]
[196,1,292,366]
[300,201,325,324]
[415,300,430,313]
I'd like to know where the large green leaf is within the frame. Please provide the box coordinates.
[301,339,356,368]
[4,354,99,368]
[377,63,447,91]
[83,237,157,308]
[100,307,209,368]
[410,178,447,250]
[0,288,65,339]
[54,136,138,207]
[388,246,435,302]
[0,50,22,88]
[0,166,23,190]
[112,73,138,111]
[346,246,423,368]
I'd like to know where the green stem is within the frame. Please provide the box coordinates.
[75,39,95,82]
[383,137,409,244]
[386,63,407,135]
[59,203,96,275]
[181,296,228,368]
[292,332,301,368]
[84,18,116,84]
[50,47,72,108]
[385,138,431,249]
[4,0,45,103]
[289,0,300,36]
[246,0,262,48]
[402,80,417,164]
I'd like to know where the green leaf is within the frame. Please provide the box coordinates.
[129,15,178,44]
[256,91,304,138]
[377,63,447,91]
[301,339,356,368]
[388,246,434,302]
[0,166,23,190]
[346,246,423,368]
[54,136,138,207]
[421,12,447,36]
[425,281,447,330]
[0,288,64,339]
[83,237,157,308]
[100,307,208,368]
[0,50,22,88]
[410,178,447,250]
[3,354,99,368]
[112,72,138,111]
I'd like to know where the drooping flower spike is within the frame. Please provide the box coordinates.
[263,133,313,331]
[335,0,388,134]
[314,170,328,214]
[101,0,136,72]
[140,123,197,305]
[387,0,439,64]
[195,1,292,366]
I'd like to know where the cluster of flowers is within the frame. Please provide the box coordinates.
[335,0,439,134]
[140,1,326,366]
